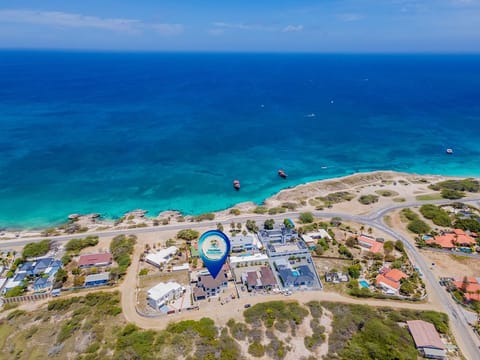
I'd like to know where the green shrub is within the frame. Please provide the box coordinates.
[253,206,268,214]
[5,285,25,298]
[401,208,419,221]
[454,218,480,232]
[244,301,308,327]
[317,192,355,204]
[299,212,314,224]
[65,236,99,253]
[407,219,431,234]
[430,178,480,192]
[419,205,451,227]
[248,342,265,357]
[109,235,136,275]
[358,194,379,205]
[193,213,215,222]
[176,229,199,241]
[441,189,465,199]
[22,239,50,258]
[306,301,323,318]
[229,208,241,216]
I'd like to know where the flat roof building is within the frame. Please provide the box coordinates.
[147,281,185,311]
[145,246,178,268]
[84,272,110,287]
[230,234,255,252]
[230,253,269,267]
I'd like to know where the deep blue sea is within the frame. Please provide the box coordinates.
[1,51,480,228]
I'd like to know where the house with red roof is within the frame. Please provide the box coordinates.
[452,277,480,302]
[426,229,477,249]
[78,253,113,268]
[375,268,408,295]
[357,235,383,254]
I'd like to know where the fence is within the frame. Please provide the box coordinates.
[1,292,51,304]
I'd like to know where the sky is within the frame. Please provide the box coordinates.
[0,0,479,52]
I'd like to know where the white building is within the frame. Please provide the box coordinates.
[172,263,189,272]
[307,229,332,240]
[147,281,185,310]
[230,235,256,252]
[229,253,269,267]
[145,246,178,268]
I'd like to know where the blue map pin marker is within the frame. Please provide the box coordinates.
[198,230,230,279]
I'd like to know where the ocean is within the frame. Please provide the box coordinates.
[0,51,479,228]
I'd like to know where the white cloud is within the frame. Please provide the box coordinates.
[282,25,304,33]
[212,22,274,31]
[338,13,364,22]
[0,9,183,35]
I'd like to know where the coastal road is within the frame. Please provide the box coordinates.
[3,197,480,357]
[4,197,480,248]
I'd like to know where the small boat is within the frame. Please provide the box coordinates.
[278,169,287,179]
[233,180,240,190]
[446,148,454,155]
[305,113,316,118]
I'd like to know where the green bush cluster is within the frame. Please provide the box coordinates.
[22,239,50,258]
[110,235,136,274]
[338,244,353,259]
[176,229,199,241]
[401,209,431,234]
[419,205,451,227]
[193,213,215,222]
[322,303,449,359]
[358,194,379,205]
[430,178,480,192]
[454,218,480,232]
[299,212,314,224]
[253,206,268,214]
[317,192,355,204]
[268,207,287,215]
[229,208,241,216]
[244,301,309,328]
[408,219,431,234]
[65,236,99,253]
[441,189,465,199]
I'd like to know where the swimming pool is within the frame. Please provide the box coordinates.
[292,270,300,276]
[359,280,369,288]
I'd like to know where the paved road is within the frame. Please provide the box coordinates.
[3,197,480,357]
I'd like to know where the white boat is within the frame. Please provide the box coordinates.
[446,148,454,155]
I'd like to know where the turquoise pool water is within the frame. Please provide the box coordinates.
[359,280,369,288]
[292,270,300,276]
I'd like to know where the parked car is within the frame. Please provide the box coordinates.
[244,304,251,308]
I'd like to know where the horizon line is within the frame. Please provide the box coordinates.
[1,47,480,56]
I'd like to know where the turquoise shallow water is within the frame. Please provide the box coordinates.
[0,52,480,229]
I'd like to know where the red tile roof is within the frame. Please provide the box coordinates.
[453,233,476,246]
[407,320,444,350]
[260,266,276,287]
[427,230,476,248]
[426,235,455,249]
[246,271,259,287]
[453,281,480,294]
[357,235,383,253]
[78,253,112,267]
[385,269,408,282]
[465,293,480,302]
[376,274,400,290]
